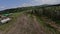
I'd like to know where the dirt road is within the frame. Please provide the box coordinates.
[2,13,45,34]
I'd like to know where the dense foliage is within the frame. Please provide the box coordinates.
[33,6,60,20]
[0,4,60,21]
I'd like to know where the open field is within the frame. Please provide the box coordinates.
[0,11,59,34]
[0,3,60,34]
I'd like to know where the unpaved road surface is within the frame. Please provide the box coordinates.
[2,13,46,34]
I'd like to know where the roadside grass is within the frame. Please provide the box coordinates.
[33,15,60,34]
[29,14,60,34]
[55,20,60,24]
[22,12,60,34]
[0,12,22,31]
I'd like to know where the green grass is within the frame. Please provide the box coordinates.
[54,20,60,25]
[24,13,60,34]
[0,12,22,31]
[35,15,60,34]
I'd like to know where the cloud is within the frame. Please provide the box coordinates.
[42,0,59,4]
[0,6,5,9]
[19,3,33,7]
[32,0,59,4]
[0,0,60,10]
[0,6,9,10]
[10,0,60,8]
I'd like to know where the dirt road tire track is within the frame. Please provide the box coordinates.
[3,13,45,34]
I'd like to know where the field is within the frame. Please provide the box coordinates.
[0,11,59,34]
[0,4,60,34]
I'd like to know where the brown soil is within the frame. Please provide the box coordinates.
[1,13,45,34]
[0,13,59,34]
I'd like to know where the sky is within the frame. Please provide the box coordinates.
[0,0,60,10]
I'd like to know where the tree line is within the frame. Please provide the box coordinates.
[0,4,60,21]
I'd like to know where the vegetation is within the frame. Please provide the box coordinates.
[0,4,60,21]
[36,15,60,34]
[0,12,22,31]
[0,4,60,33]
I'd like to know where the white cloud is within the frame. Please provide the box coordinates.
[0,0,60,10]
[32,0,59,4]
[0,6,5,9]
[42,0,58,4]
[13,0,60,7]
[0,6,6,10]
[20,3,33,7]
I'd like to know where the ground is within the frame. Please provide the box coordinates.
[0,12,60,34]
[4,13,45,34]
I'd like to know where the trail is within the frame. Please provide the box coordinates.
[3,13,45,34]
[0,12,59,34]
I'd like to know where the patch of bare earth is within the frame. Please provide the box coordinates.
[0,13,59,34]
[41,16,60,33]
[1,13,46,34]
[0,30,3,34]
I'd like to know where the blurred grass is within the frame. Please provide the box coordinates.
[0,12,22,31]
[34,15,60,34]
